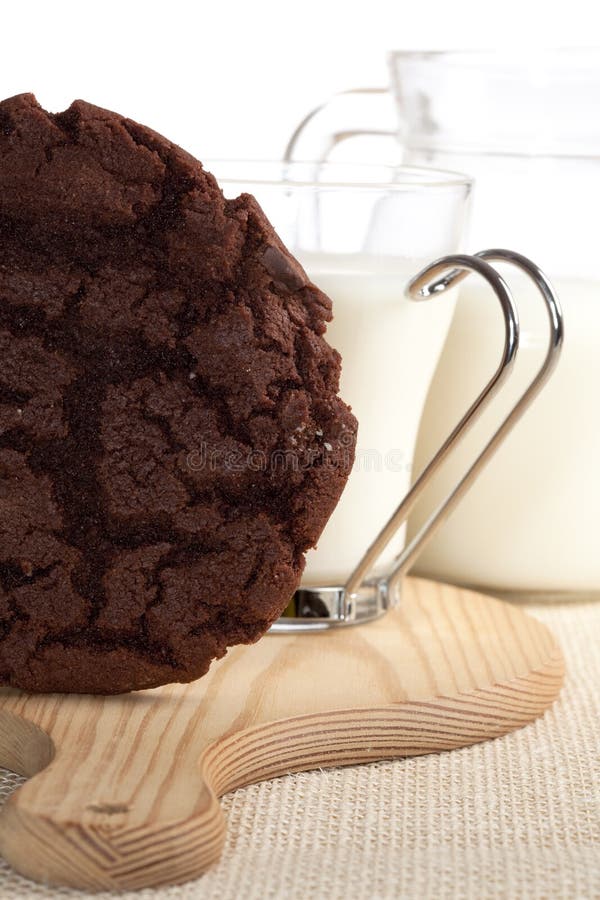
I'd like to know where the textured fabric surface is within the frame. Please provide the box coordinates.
[0,599,598,899]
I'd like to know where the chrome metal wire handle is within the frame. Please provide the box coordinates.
[271,249,564,633]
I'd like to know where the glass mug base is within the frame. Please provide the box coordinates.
[273,580,393,633]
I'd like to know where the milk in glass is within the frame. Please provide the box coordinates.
[298,252,456,586]
[411,275,599,593]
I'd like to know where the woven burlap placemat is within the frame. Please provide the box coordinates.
[0,599,598,899]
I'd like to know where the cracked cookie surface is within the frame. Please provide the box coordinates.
[0,93,357,694]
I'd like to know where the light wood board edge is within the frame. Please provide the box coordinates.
[0,641,563,890]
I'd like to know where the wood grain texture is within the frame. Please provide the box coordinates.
[0,577,564,890]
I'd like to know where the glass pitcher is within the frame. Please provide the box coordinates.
[288,49,600,598]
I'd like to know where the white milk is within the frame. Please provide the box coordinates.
[298,253,456,586]
[410,275,599,594]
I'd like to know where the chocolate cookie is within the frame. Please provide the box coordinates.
[0,93,356,694]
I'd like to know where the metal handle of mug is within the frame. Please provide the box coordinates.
[270,249,564,633]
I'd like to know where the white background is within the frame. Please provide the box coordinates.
[2,0,600,161]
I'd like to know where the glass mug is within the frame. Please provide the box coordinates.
[287,49,599,598]
[212,162,562,628]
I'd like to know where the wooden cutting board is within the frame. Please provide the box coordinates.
[0,577,564,891]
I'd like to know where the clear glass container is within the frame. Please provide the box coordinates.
[288,49,600,597]
[210,161,471,588]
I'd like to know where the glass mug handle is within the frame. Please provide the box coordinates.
[271,249,564,632]
[283,88,399,164]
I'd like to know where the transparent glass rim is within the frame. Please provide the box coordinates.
[205,160,473,191]
[405,142,600,163]
[387,46,600,67]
